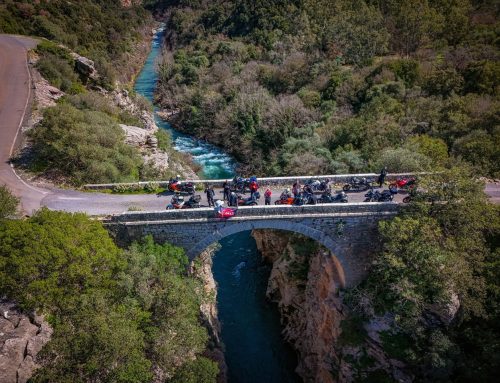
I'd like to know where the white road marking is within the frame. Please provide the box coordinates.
[8,41,48,195]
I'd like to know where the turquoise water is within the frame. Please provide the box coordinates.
[133,26,235,179]
[134,26,300,382]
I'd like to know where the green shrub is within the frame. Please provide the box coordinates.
[0,185,19,219]
[29,103,143,185]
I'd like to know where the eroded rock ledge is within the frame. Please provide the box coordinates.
[0,300,52,383]
[252,230,413,383]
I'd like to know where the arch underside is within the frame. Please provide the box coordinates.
[186,220,348,287]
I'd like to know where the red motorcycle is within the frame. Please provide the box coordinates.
[389,176,417,193]
[274,196,294,205]
[168,180,195,194]
[216,207,236,218]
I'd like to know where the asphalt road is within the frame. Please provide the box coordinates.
[0,34,498,216]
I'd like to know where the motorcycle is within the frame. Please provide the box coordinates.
[364,189,394,202]
[389,176,417,193]
[166,194,202,209]
[294,192,317,206]
[275,195,295,205]
[304,178,330,192]
[215,200,236,218]
[318,190,348,203]
[343,177,372,192]
[168,180,195,195]
[237,191,260,206]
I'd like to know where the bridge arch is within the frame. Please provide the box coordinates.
[186,220,347,287]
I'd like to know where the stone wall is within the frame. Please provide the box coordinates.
[105,203,399,287]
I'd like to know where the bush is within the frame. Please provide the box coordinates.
[170,357,219,383]
[375,147,432,172]
[0,185,19,219]
[29,103,143,185]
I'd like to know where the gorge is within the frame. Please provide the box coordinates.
[134,26,302,382]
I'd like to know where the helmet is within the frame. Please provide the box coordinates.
[176,174,180,179]
[286,188,290,193]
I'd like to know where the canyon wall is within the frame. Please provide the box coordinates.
[253,230,412,383]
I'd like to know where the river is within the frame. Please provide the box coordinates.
[134,25,300,382]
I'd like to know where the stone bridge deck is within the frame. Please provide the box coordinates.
[104,203,401,287]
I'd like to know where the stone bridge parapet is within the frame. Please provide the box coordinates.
[103,203,401,288]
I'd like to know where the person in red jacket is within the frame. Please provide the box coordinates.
[264,188,272,205]
[249,180,259,200]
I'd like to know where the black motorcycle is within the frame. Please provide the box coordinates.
[343,177,372,192]
[237,191,260,206]
[231,177,250,193]
[294,192,317,206]
[304,178,330,192]
[364,189,393,202]
[318,190,348,203]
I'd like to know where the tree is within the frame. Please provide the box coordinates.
[170,357,219,383]
[0,185,19,219]
[0,208,122,312]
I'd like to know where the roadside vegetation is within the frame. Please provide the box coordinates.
[0,0,153,84]
[28,94,144,185]
[343,168,500,381]
[0,193,218,382]
[154,0,499,178]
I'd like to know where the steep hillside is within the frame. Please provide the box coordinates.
[0,0,154,83]
[154,0,499,177]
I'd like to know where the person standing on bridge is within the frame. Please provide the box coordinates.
[205,185,215,207]
[378,166,388,188]
[249,179,259,200]
[223,180,230,201]
[292,180,300,197]
[264,188,272,205]
[229,191,238,207]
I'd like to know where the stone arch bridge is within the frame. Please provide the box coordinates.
[104,203,401,288]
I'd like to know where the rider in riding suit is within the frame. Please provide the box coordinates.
[264,188,272,205]
[223,180,230,201]
[378,167,387,187]
[249,180,259,200]
[205,185,215,207]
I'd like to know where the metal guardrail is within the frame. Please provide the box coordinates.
[83,172,427,191]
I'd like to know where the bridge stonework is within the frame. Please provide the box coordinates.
[103,203,401,287]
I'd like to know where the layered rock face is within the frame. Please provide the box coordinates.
[253,230,413,383]
[0,301,52,383]
[190,246,228,383]
[253,230,345,382]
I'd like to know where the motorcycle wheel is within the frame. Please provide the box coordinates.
[166,205,173,210]
[274,200,281,205]
[364,198,372,202]
[250,202,258,206]
[403,196,411,203]
[342,184,351,191]
[360,184,370,191]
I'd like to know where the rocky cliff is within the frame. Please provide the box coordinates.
[0,300,52,383]
[190,245,228,383]
[253,230,413,383]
